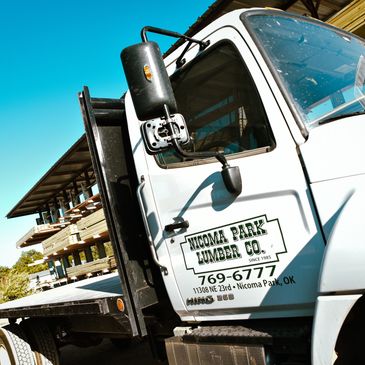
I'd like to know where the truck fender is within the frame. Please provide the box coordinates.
[312,294,361,365]
[319,188,365,293]
[312,188,365,364]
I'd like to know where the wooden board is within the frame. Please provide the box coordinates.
[79,221,109,242]
[16,224,61,248]
[42,224,82,256]
[66,256,117,278]
[65,193,101,216]
[77,208,105,231]
[327,0,365,33]
[77,209,109,242]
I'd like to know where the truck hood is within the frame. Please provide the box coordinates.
[300,115,365,183]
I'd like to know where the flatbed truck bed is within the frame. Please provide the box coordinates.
[0,273,124,319]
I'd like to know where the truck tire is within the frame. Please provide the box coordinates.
[0,324,36,365]
[110,337,132,350]
[20,319,60,365]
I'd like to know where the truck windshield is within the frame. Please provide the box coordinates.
[244,12,365,129]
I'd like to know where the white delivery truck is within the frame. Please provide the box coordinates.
[1,8,365,365]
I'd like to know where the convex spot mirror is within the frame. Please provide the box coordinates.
[141,114,190,154]
[121,41,177,121]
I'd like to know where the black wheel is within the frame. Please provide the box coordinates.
[0,324,36,365]
[335,296,365,364]
[21,319,60,365]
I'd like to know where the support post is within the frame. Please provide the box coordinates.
[63,190,71,210]
[36,211,44,225]
[84,246,94,262]
[62,255,70,269]
[58,197,67,217]
[81,182,90,201]
[73,251,82,266]
[96,242,107,259]
[84,170,93,197]
[73,180,81,205]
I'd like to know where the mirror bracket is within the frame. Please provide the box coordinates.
[141,26,209,50]
[140,26,210,69]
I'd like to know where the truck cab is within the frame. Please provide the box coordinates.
[82,8,365,365]
[113,9,365,364]
[1,7,364,365]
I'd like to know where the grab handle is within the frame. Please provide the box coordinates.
[136,176,168,275]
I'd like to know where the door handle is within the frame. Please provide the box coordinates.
[136,176,168,275]
[165,220,189,232]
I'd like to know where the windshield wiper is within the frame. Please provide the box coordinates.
[318,110,365,125]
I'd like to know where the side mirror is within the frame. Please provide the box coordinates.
[121,36,242,196]
[121,41,177,121]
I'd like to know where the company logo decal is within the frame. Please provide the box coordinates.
[180,215,286,274]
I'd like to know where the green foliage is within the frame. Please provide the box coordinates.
[0,266,10,277]
[91,245,98,260]
[0,269,29,303]
[12,249,48,274]
[0,250,48,303]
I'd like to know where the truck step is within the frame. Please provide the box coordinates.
[183,325,272,345]
[166,336,267,365]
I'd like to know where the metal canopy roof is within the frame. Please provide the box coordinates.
[7,135,93,219]
[166,0,353,55]
[7,0,353,219]
[190,0,353,28]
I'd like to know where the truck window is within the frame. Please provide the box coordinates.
[157,42,275,167]
[244,12,365,128]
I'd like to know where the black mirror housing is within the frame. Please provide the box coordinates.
[121,36,242,196]
[121,41,177,121]
[221,165,242,196]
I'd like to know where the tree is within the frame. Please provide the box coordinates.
[12,250,48,274]
[0,250,48,303]
[0,270,29,303]
[0,266,10,278]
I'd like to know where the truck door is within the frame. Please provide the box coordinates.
[126,26,325,321]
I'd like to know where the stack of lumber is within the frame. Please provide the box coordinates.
[77,209,108,242]
[42,224,82,256]
[327,0,365,33]
[66,255,116,278]
[64,194,102,222]
[16,224,62,248]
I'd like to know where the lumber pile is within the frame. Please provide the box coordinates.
[35,193,115,283]
[40,195,107,257]
[77,209,108,242]
[66,256,116,278]
[64,194,102,222]
[327,0,365,34]
[16,224,61,248]
[42,224,82,256]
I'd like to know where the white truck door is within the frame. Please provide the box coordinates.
[128,26,325,321]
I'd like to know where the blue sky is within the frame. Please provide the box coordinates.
[0,0,213,267]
